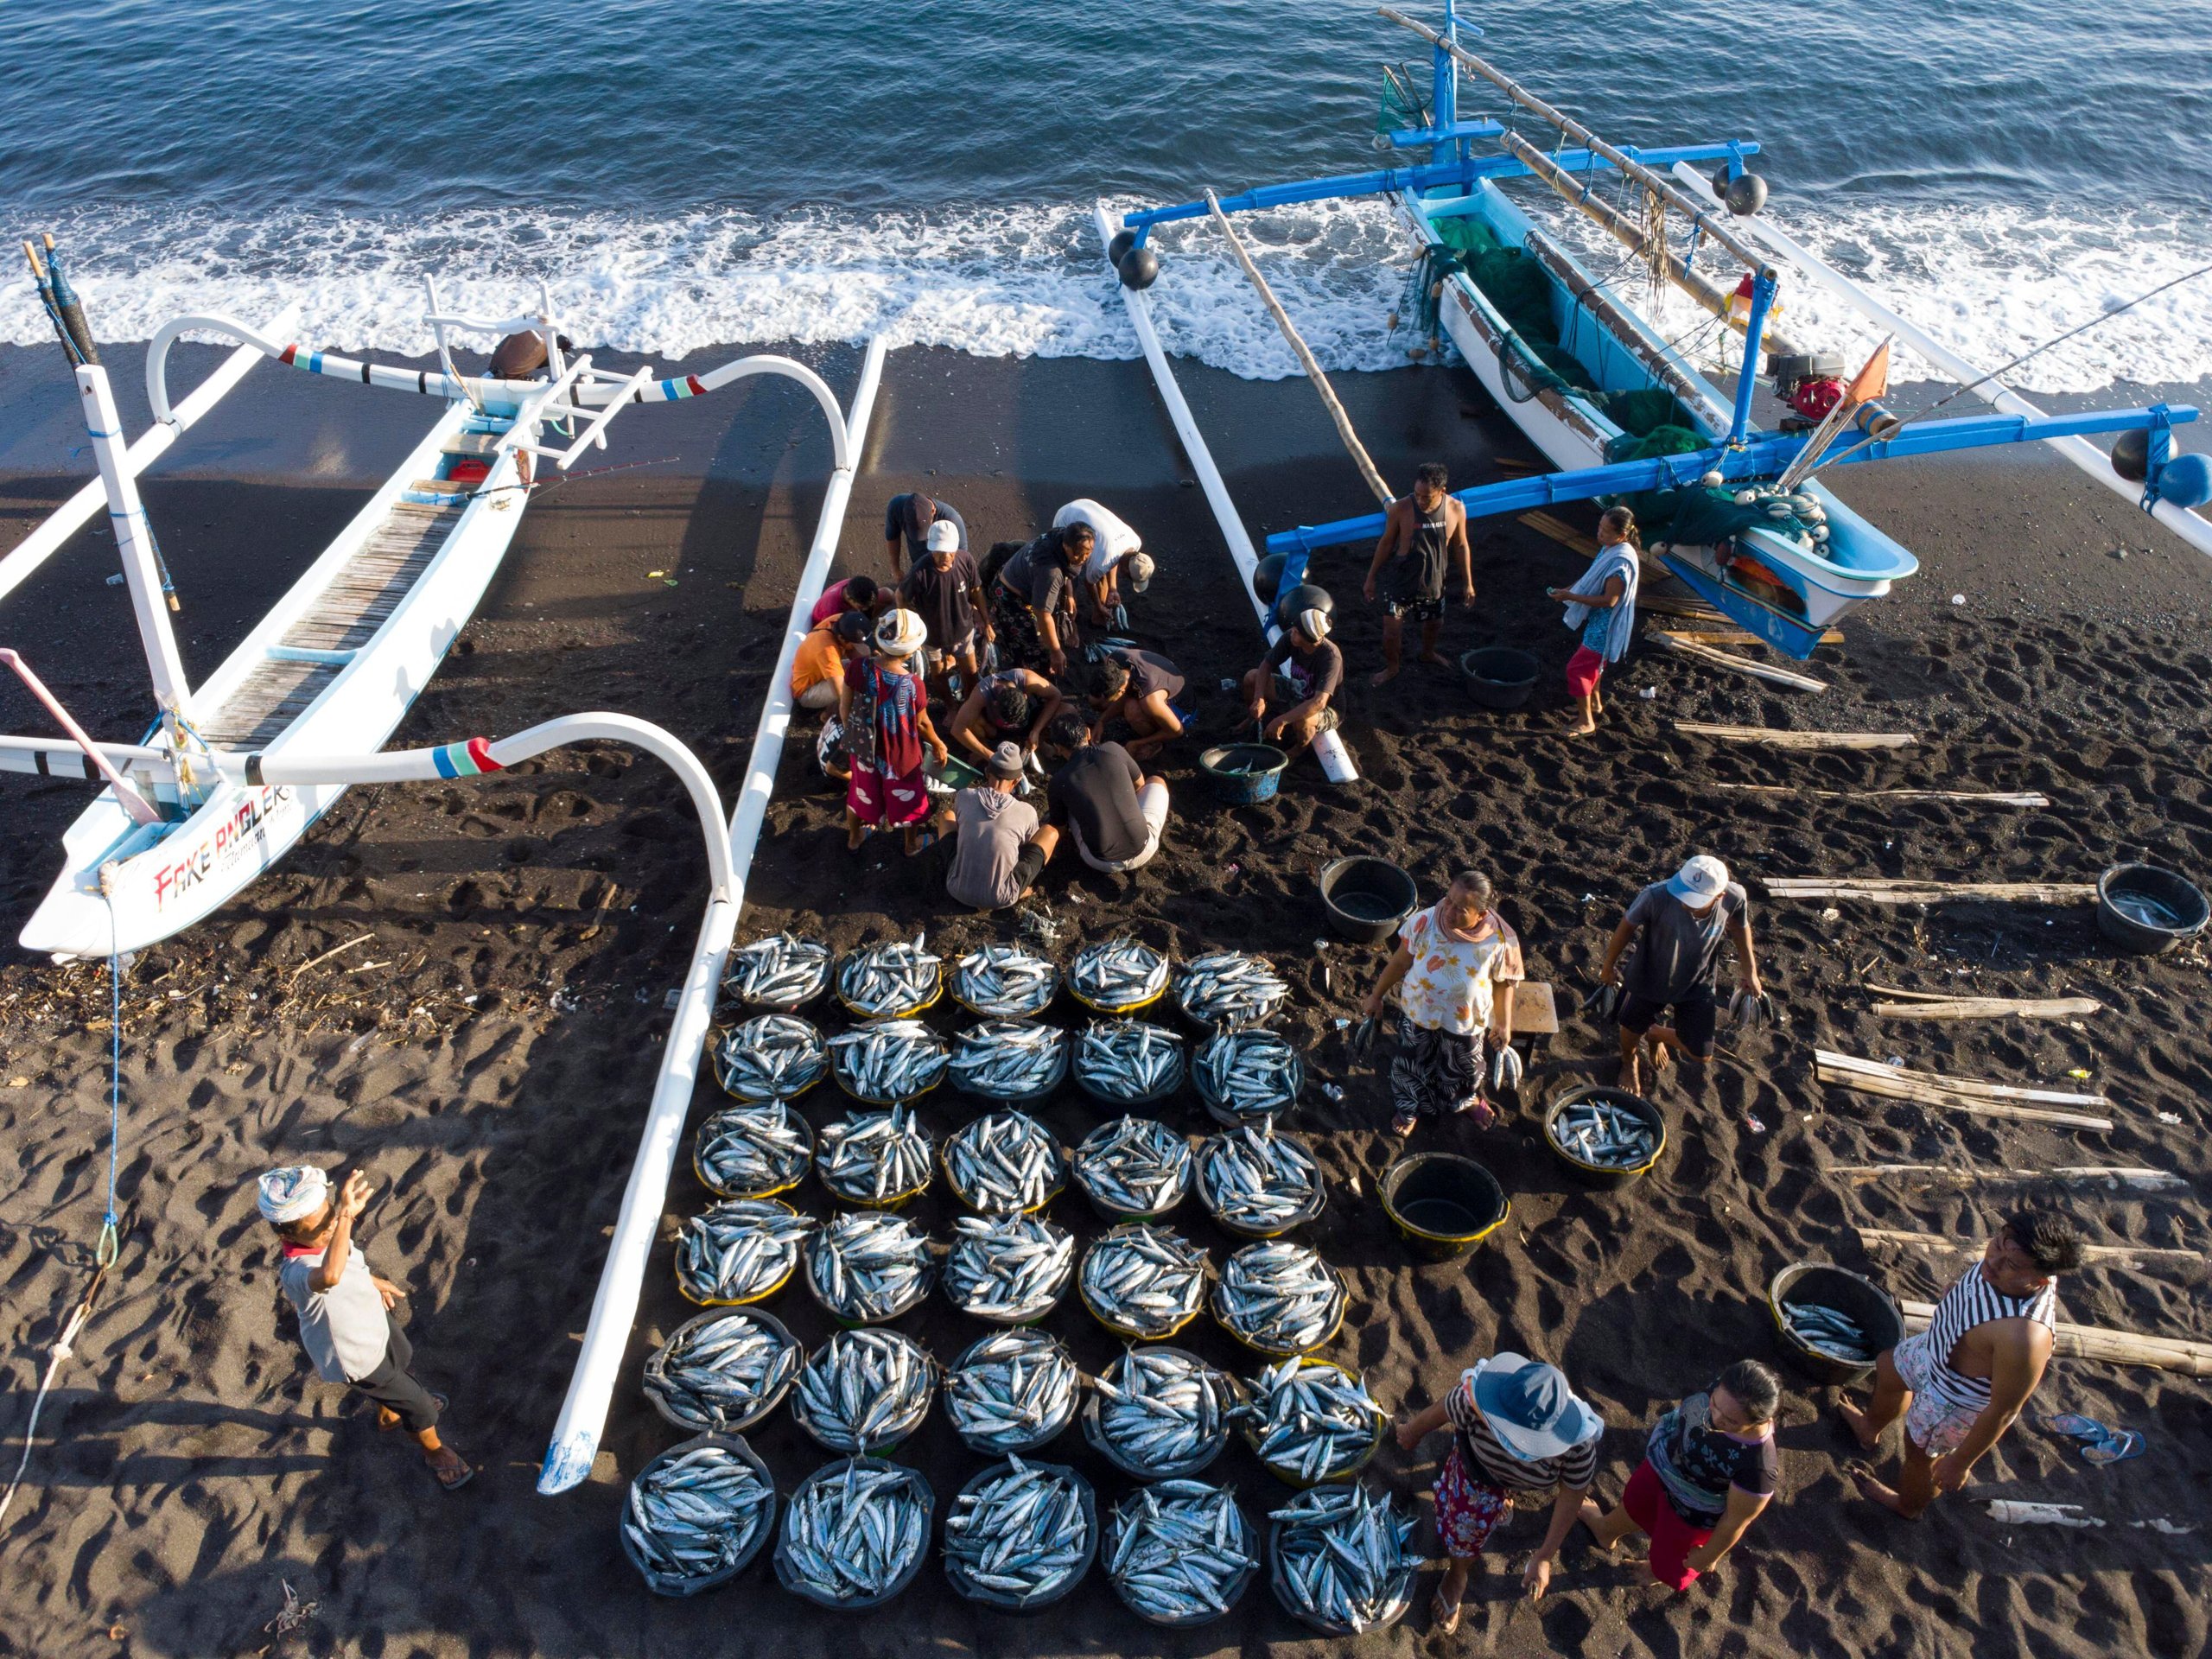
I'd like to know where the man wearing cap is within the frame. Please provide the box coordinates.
[258,1166,473,1491]
[1052,497,1154,626]
[1241,609,1344,761]
[882,490,968,580]
[944,741,1061,910]
[1597,854,1764,1092]
[1395,1352,1605,1630]
[899,518,992,698]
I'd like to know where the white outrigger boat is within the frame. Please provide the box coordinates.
[1097,3,2209,653]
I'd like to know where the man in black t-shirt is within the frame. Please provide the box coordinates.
[1240,608,1344,760]
[899,519,991,697]
[991,524,1090,676]
[882,492,968,579]
[1042,711,1170,874]
[1087,646,1185,760]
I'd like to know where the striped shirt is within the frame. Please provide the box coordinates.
[1446,1376,1599,1493]
[1918,1262,2060,1413]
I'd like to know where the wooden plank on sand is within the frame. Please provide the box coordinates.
[1657,621,1846,649]
[1826,1163,2182,1191]
[1857,1227,2203,1267]
[1765,877,2097,904]
[1868,995,2103,1020]
[1656,632,1828,691]
[1518,510,1599,556]
[1815,1050,2113,1130]
[1900,1300,2212,1377]
[1673,721,1914,750]
[1710,784,2050,808]
[1815,1049,2111,1107]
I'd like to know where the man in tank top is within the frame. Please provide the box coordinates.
[1838,1210,2081,1516]
[1363,461,1472,686]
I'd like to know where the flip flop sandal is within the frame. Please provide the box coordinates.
[435,1457,477,1492]
[2039,1412,2108,1440]
[1430,1590,1462,1634]
[2082,1428,2146,1465]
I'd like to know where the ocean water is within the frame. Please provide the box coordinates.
[2,0,2207,391]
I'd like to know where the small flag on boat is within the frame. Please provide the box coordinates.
[1846,340,1891,404]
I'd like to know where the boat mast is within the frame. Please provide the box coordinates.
[77,367,195,731]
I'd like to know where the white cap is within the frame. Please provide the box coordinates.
[1667,854,1731,906]
[926,519,960,553]
[1126,550,1154,593]
[1295,608,1332,641]
[875,607,928,658]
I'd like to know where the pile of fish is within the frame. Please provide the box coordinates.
[1106,1480,1255,1625]
[713,1013,828,1103]
[693,1102,812,1198]
[943,1458,1093,1608]
[1195,1028,1304,1121]
[944,1110,1065,1213]
[806,1211,934,1323]
[778,1459,932,1608]
[1783,1300,1876,1363]
[1090,1347,1236,1476]
[952,944,1058,1018]
[828,1020,950,1103]
[949,1020,1068,1101]
[1074,1020,1184,1103]
[1073,1116,1192,1217]
[676,1199,815,1305]
[1548,1095,1660,1170]
[622,1441,777,1591]
[944,1328,1081,1453]
[1268,1482,1418,1634]
[1246,1358,1383,1484]
[723,932,831,1010]
[1213,1241,1344,1353]
[644,1313,802,1433]
[1198,1127,1322,1234]
[944,1214,1075,1322]
[1080,1226,1209,1338]
[817,1106,935,1205]
[1069,938,1169,1011]
[1174,952,1290,1027]
[836,936,942,1018]
[791,1328,936,1452]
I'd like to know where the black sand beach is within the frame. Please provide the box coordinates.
[1,338,2209,1659]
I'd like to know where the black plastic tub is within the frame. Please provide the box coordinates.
[2097,863,2209,954]
[1541,1085,1668,1191]
[942,1459,1098,1612]
[1319,856,1419,946]
[1460,647,1540,710]
[1379,1154,1510,1262]
[1768,1262,1904,1386]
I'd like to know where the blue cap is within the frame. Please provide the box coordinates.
[1471,1352,1605,1461]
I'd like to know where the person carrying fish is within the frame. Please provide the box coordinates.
[257,1166,473,1491]
[791,608,873,712]
[1052,497,1154,626]
[1578,1358,1783,1593]
[1595,854,1765,1093]
[839,608,951,855]
[1543,505,1641,737]
[1363,461,1472,687]
[988,521,1090,677]
[1393,1352,1605,1630]
[945,741,1061,910]
[1838,1211,2082,1517]
[899,518,992,698]
[1086,645,1185,761]
[1359,871,1522,1135]
[946,664,1064,765]
[1239,608,1343,761]
[882,490,968,579]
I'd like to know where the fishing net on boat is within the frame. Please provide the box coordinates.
[1375,64,1429,141]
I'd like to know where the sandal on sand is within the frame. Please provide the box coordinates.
[1430,1589,1462,1634]
[434,1454,476,1492]
[2083,1429,2146,1465]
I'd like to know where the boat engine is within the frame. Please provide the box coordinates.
[1767,351,1847,428]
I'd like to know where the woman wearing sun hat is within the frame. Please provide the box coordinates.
[839,607,950,855]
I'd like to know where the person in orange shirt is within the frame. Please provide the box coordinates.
[791,610,871,711]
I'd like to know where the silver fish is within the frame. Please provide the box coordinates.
[943,1456,1092,1607]
[1245,1357,1382,1484]
[1089,1346,1236,1477]
[949,1020,1069,1101]
[1783,1300,1874,1363]
[791,1327,936,1453]
[713,1013,828,1103]
[836,935,942,1019]
[805,1211,934,1324]
[722,932,831,1011]
[644,1312,801,1433]
[944,1213,1074,1321]
[1079,1225,1208,1338]
[944,1109,1065,1214]
[1069,938,1168,1011]
[693,1101,812,1198]
[1174,951,1290,1027]
[675,1198,816,1305]
[1105,1479,1255,1625]
[1073,1116,1192,1217]
[817,1105,935,1204]
[623,1441,776,1589]
[828,1020,950,1104]
[1268,1481,1418,1633]
[1074,1020,1184,1103]
[953,944,1058,1019]
[943,1328,1080,1453]
[1548,1098,1658,1169]
[1198,1125,1321,1232]
[1211,1241,1344,1354]
[1195,1028,1304,1122]
[778,1458,931,1607]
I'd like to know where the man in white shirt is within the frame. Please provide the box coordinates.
[1052,498,1155,625]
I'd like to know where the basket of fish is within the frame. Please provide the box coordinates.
[1078,1224,1211,1340]
[643,1308,804,1436]
[1081,1345,1243,1479]
[1211,1240,1347,1357]
[711,1012,829,1103]
[944,1213,1075,1324]
[775,1457,935,1611]
[943,1109,1066,1215]
[789,1327,938,1454]
[835,936,944,1020]
[827,1020,950,1105]
[1072,1116,1193,1222]
[692,1102,814,1199]
[943,1327,1082,1454]
[948,1020,1069,1104]
[1193,1028,1305,1126]
[722,932,832,1013]
[675,1198,816,1306]
[816,1106,936,1208]
[1104,1479,1257,1627]
[1541,1084,1667,1188]
[1172,951,1291,1028]
[1242,1357,1386,1486]
[943,1457,1098,1612]
[1068,937,1170,1014]
[804,1211,936,1325]
[1768,1262,1904,1386]
[950,944,1059,1019]
[1267,1480,1419,1635]
[1072,1020,1185,1109]
[1197,1125,1325,1238]
[619,1433,779,1597]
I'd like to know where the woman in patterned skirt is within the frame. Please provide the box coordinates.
[840,608,949,855]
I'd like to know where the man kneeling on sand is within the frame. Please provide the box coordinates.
[945,741,1059,911]
[1043,711,1170,874]
[260,1166,473,1491]
[1839,1210,2081,1517]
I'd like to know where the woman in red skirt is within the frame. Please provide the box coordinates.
[840,607,949,855]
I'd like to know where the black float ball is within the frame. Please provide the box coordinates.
[1251,551,1287,607]
[2111,427,2151,482]
[1118,245,1160,290]
[1723,173,1769,217]
[1107,229,1137,268]
[1275,582,1334,631]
